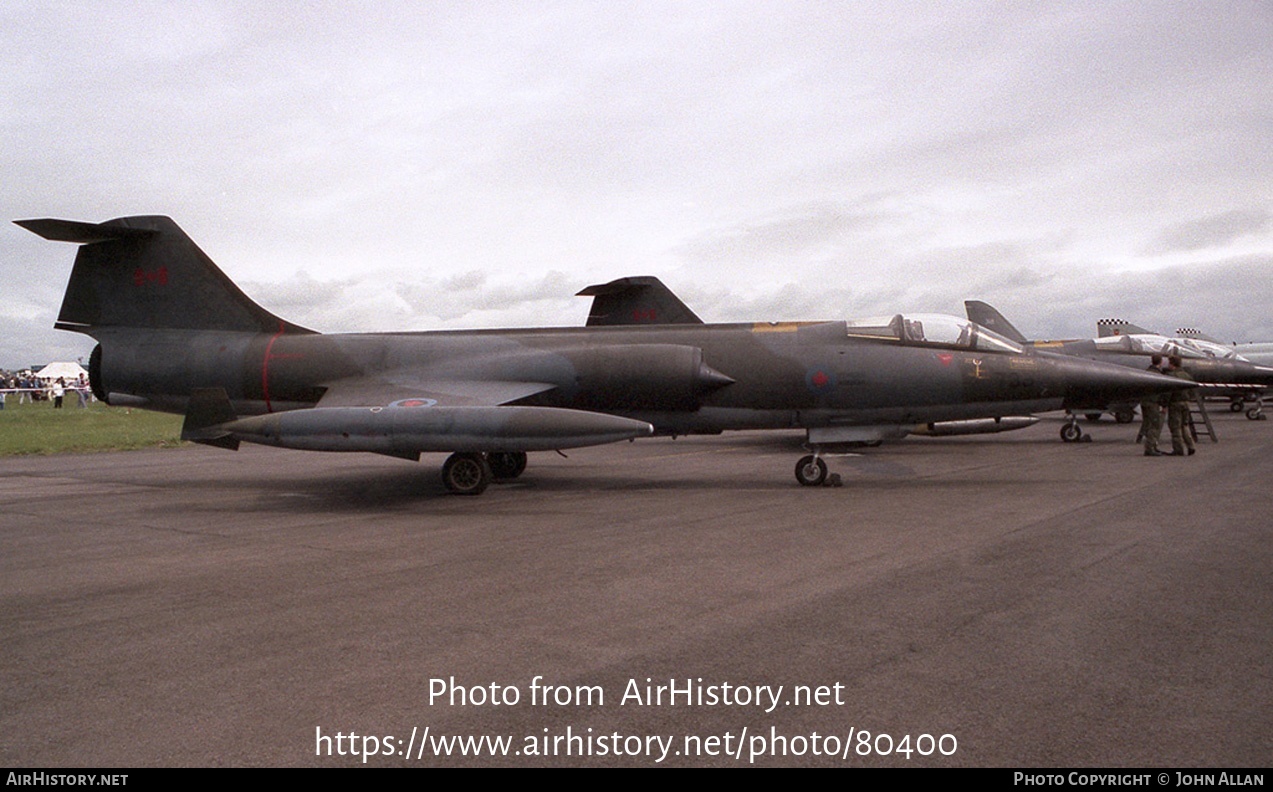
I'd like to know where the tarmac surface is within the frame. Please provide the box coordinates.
[2,409,1269,767]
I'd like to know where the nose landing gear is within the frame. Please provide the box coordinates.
[1060,414,1092,443]
[795,454,828,486]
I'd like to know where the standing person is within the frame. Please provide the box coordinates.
[1139,354,1166,456]
[76,375,88,408]
[1165,355,1197,456]
[52,377,65,409]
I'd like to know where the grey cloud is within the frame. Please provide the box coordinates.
[240,273,351,313]
[1147,209,1272,254]
[443,271,487,291]
[675,202,895,266]
[3,2,1270,365]
[391,269,575,325]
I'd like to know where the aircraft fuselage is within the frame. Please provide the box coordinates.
[91,321,1085,435]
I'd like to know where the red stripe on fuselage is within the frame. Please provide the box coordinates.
[261,322,286,413]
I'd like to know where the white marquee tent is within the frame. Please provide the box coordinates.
[34,361,89,383]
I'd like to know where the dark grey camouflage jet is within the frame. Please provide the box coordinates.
[19,215,1190,494]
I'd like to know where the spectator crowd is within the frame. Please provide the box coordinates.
[0,369,94,410]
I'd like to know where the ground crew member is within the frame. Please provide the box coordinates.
[1165,355,1197,456]
[1140,354,1166,456]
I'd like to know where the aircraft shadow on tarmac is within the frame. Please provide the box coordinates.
[165,440,1101,514]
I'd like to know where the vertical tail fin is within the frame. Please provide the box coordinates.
[576,276,703,326]
[1176,327,1222,344]
[964,300,1030,344]
[16,215,313,335]
[1096,318,1153,338]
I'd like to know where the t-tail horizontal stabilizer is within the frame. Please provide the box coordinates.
[15,218,157,245]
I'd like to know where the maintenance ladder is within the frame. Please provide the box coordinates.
[1188,393,1217,443]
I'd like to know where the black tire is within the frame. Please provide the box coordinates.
[442,453,492,495]
[1114,409,1135,424]
[1247,407,1263,421]
[1060,423,1081,442]
[795,455,828,487]
[1230,401,1244,412]
[488,451,528,480]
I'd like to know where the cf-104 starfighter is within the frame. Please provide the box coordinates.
[19,215,1190,494]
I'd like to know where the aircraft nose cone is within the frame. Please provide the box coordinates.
[1228,362,1273,387]
[1042,353,1194,409]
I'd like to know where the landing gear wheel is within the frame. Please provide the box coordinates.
[1247,407,1265,421]
[1114,409,1135,424]
[1230,400,1245,413]
[488,451,528,480]
[795,455,828,487]
[442,452,492,495]
[1060,422,1082,443]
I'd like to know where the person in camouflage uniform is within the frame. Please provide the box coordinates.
[1139,354,1166,456]
[1165,355,1197,456]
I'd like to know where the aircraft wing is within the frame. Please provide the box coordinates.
[314,375,557,408]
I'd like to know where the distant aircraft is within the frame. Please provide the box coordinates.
[966,302,1273,426]
[20,215,1189,493]
[1175,328,1273,369]
[1098,319,1268,417]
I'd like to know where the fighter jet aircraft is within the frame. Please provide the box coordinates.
[966,301,1273,427]
[1097,319,1268,418]
[1177,328,1273,364]
[19,215,1189,493]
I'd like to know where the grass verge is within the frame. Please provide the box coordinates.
[0,398,183,455]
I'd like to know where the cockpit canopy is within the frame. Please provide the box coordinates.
[1175,337,1245,361]
[845,313,1025,354]
[1094,333,1246,361]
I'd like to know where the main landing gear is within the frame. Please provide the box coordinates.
[1232,394,1265,419]
[1059,414,1093,443]
[441,451,529,495]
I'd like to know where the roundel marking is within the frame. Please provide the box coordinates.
[391,398,439,408]
[805,366,836,394]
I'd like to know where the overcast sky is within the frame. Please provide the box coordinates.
[2,0,1270,368]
